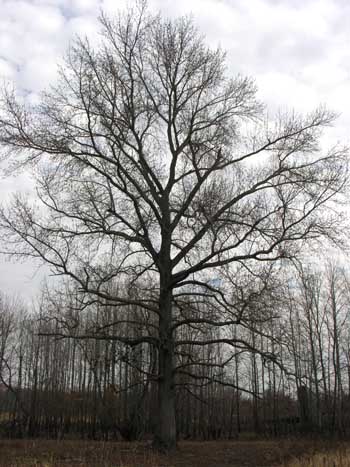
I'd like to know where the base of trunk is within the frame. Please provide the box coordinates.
[152,434,177,453]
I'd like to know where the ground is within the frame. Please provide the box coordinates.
[0,438,347,467]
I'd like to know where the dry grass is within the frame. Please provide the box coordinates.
[284,447,350,467]
[0,438,348,467]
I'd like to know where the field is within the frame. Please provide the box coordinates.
[0,439,350,467]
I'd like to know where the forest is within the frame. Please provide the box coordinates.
[0,262,350,444]
[0,1,349,465]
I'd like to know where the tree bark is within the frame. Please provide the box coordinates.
[153,284,176,451]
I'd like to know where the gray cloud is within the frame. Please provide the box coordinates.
[0,0,349,297]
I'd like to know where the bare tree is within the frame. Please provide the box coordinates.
[0,1,347,450]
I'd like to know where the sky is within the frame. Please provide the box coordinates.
[0,0,349,299]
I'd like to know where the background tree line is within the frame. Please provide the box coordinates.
[1,260,350,440]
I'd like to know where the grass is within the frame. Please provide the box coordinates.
[0,438,349,466]
[284,446,350,467]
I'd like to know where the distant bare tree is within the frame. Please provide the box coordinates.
[0,1,347,450]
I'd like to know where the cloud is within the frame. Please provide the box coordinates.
[0,0,349,297]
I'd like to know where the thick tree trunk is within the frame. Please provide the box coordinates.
[153,279,177,451]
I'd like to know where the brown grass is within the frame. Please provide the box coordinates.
[284,446,350,467]
[0,438,348,467]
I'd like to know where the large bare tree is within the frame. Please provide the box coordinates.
[0,1,347,450]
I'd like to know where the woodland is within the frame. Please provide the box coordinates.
[0,0,349,458]
[1,263,350,445]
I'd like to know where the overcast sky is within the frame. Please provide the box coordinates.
[0,0,349,298]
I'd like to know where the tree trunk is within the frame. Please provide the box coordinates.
[153,281,176,451]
